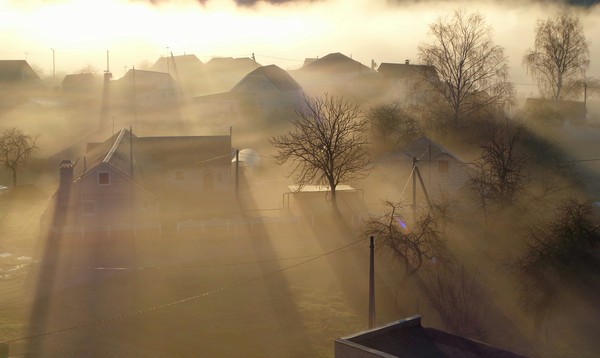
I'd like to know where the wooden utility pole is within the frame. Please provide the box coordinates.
[368,235,376,329]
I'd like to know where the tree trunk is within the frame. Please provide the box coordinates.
[11,168,17,187]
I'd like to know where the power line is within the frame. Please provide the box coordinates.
[0,236,366,345]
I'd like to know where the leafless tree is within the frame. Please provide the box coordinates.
[511,199,600,335]
[523,13,589,100]
[367,102,422,153]
[425,264,488,339]
[469,119,528,207]
[418,10,514,124]
[0,127,37,187]
[364,201,449,279]
[269,94,370,210]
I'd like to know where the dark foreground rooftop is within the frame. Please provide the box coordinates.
[335,316,527,358]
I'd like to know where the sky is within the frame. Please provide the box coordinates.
[0,0,599,94]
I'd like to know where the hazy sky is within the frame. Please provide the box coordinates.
[1,0,598,93]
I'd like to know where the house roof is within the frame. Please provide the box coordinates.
[377,63,438,81]
[231,65,302,93]
[135,135,232,172]
[74,128,232,187]
[298,52,373,74]
[335,316,527,358]
[150,54,204,74]
[75,129,138,181]
[116,69,177,91]
[400,136,463,162]
[0,60,41,82]
[204,57,260,74]
[61,73,97,90]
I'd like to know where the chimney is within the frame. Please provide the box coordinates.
[371,59,377,70]
[58,160,74,204]
[405,59,410,65]
[60,160,74,186]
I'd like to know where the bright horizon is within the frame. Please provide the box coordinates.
[1,0,599,92]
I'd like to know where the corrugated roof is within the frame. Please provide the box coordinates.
[232,65,302,93]
[299,52,373,74]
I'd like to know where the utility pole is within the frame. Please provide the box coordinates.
[51,48,55,79]
[235,149,239,198]
[411,156,432,223]
[369,235,376,329]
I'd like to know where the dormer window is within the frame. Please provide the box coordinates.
[98,172,110,185]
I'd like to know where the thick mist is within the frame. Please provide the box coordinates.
[2,0,599,83]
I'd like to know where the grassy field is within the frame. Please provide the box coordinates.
[0,188,424,357]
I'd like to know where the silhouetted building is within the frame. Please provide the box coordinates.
[377,61,439,106]
[291,52,374,95]
[191,64,303,123]
[48,128,233,232]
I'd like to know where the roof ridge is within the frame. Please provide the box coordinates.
[102,129,127,164]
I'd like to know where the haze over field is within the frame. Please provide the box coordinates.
[1,0,599,90]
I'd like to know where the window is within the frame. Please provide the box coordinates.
[174,170,184,181]
[438,160,449,173]
[82,201,95,216]
[98,172,110,185]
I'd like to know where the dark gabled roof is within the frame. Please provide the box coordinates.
[0,60,41,82]
[114,69,178,92]
[75,129,138,181]
[75,129,232,187]
[378,63,438,80]
[150,54,204,74]
[61,73,97,89]
[135,135,232,172]
[299,52,373,74]
[231,65,302,93]
[381,136,463,163]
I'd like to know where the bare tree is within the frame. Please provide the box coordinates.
[418,10,513,124]
[0,127,37,186]
[367,102,422,153]
[523,13,589,101]
[269,94,370,210]
[364,201,449,279]
[425,264,488,339]
[511,199,600,335]
[469,119,528,207]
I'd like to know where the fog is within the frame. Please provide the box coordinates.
[1,0,600,357]
[2,0,599,84]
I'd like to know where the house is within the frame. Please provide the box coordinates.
[291,52,374,95]
[371,137,469,206]
[335,316,527,358]
[191,64,303,123]
[50,128,233,232]
[201,56,261,95]
[0,60,41,84]
[377,61,439,106]
[110,69,181,110]
[150,54,204,97]
[0,60,44,110]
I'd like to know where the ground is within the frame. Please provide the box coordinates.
[0,187,420,357]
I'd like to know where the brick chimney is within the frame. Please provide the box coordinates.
[405,59,410,65]
[58,160,74,203]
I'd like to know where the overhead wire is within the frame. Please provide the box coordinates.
[0,236,366,345]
